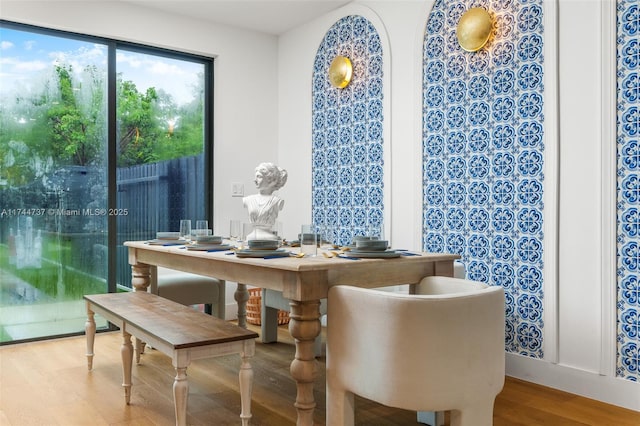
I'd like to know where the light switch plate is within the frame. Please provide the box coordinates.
[231,182,244,197]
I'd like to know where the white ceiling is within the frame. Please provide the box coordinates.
[121,0,353,35]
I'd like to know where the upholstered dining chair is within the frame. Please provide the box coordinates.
[153,267,226,319]
[260,260,466,359]
[326,278,505,426]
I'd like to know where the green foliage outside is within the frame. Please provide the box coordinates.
[0,61,204,187]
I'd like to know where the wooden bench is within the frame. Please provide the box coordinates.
[84,292,258,426]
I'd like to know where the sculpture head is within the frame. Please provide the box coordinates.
[254,162,288,193]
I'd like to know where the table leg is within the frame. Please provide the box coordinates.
[131,263,151,356]
[131,263,151,292]
[85,304,96,371]
[173,366,188,426]
[288,299,321,426]
[235,283,249,329]
[121,329,133,405]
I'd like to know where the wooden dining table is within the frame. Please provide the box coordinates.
[124,240,459,426]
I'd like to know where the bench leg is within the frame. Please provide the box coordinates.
[85,305,96,371]
[239,351,254,426]
[121,330,133,405]
[135,338,144,364]
[173,366,189,426]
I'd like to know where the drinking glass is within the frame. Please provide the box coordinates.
[274,221,283,239]
[300,224,318,256]
[324,225,339,248]
[240,222,253,248]
[195,220,209,237]
[179,219,192,242]
[369,223,385,240]
[230,220,241,241]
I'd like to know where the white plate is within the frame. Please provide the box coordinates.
[187,244,234,251]
[348,250,401,259]
[146,239,184,246]
[236,249,290,258]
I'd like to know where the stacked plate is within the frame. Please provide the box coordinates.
[157,232,180,240]
[237,239,289,258]
[350,239,401,258]
[187,236,233,251]
[147,232,183,245]
[247,239,280,250]
[195,235,223,245]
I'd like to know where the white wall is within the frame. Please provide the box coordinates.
[277,0,640,412]
[557,0,604,371]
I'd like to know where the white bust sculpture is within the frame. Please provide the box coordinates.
[243,162,288,240]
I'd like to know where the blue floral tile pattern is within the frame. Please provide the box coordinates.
[422,0,545,358]
[312,16,384,246]
[617,0,639,382]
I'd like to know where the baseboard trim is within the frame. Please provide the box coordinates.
[506,353,640,412]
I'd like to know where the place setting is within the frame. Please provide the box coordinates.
[180,220,235,251]
[145,232,184,245]
[146,220,236,252]
[343,236,401,259]
[186,234,235,252]
[235,239,291,258]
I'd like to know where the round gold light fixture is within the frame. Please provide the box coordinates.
[457,7,492,52]
[328,55,353,88]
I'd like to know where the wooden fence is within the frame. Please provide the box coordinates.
[116,155,205,287]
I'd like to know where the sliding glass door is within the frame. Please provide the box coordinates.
[115,48,209,288]
[0,22,211,343]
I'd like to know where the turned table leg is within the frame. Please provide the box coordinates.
[121,329,133,405]
[235,283,249,329]
[131,263,151,292]
[131,263,151,360]
[289,299,321,426]
[85,304,96,371]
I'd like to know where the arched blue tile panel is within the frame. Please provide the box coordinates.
[423,0,546,358]
[312,16,384,246]
[616,0,639,382]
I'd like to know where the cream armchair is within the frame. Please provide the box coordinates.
[326,278,505,426]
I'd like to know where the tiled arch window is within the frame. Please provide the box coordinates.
[311,16,384,246]
[422,0,546,358]
[616,0,639,381]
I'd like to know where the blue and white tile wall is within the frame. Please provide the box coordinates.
[312,16,384,246]
[423,0,545,358]
[616,0,639,382]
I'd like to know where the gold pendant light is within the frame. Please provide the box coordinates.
[457,7,493,52]
[328,55,353,88]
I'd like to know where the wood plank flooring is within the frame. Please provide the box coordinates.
[1,324,638,425]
